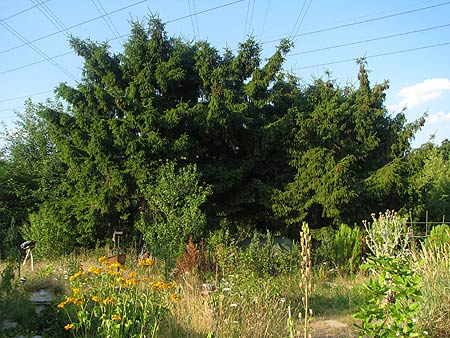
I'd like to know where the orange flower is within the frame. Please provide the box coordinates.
[92,296,100,302]
[127,272,137,278]
[64,323,74,330]
[103,297,114,305]
[111,314,121,321]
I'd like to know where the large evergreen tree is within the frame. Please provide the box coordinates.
[273,60,424,228]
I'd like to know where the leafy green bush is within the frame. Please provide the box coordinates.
[424,223,450,248]
[312,224,362,274]
[354,256,423,337]
[136,162,211,263]
[22,204,74,258]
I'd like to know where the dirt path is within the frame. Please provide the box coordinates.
[310,319,358,338]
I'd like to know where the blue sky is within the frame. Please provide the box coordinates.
[1,0,449,148]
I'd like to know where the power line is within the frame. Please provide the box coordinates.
[165,0,245,24]
[243,0,251,39]
[0,51,73,76]
[0,0,147,56]
[192,0,200,38]
[32,0,72,37]
[292,0,313,42]
[1,0,51,22]
[0,90,54,103]
[292,41,450,71]
[91,0,125,45]
[264,0,450,45]
[259,0,271,40]
[187,0,197,39]
[0,19,79,83]
[289,22,450,56]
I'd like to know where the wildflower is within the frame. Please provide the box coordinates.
[69,271,85,282]
[108,262,126,270]
[170,293,180,301]
[64,323,74,330]
[138,257,154,266]
[111,314,121,321]
[72,288,81,295]
[92,296,100,302]
[88,266,103,274]
[57,301,67,309]
[98,255,107,263]
[108,270,120,276]
[127,272,137,278]
[73,297,83,306]
[124,278,139,287]
[103,297,114,305]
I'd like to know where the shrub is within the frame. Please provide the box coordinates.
[22,204,74,258]
[363,210,411,257]
[354,256,423,337]
[136,162,211,264]
[312,224,362,274]
[424,223,450,248]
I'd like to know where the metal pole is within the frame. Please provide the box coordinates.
[426,210,429,236]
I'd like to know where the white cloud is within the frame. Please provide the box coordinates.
[428,111,450,124]
[396,78,450,109]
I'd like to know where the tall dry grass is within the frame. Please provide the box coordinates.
[415,243,450,337]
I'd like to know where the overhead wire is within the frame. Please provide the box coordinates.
[187,0,197,39]
[259,0,271,41]
[243,0,251,39]
[32,0,72,37]
[263,0,450,45]
[292,41,450,71]
[164,0,244,24]
[91,0,125,45]
[289,22,450,56]
[1,0,51,22]
[0,19,79,83]
[192,0,200,39]
[0,0,147,56]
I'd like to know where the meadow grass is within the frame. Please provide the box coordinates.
[1,242,448,337]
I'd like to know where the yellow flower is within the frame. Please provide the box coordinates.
[69,271,85,281]
[170,293,180,302]
[57,301,66,309]
[111,314,121,321]
[73,297,83,306]
[98,255,107,263]
[88,266,103,274]
[124,278,139,287]
[64,323,74,330]
[108,270,120,276]
[72,288,80,295]
[103,297,114,305]
[92,296,100,302]
[138,257,154,266]
[107,262,126,270]
[127,272,137,278]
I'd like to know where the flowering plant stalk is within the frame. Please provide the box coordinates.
[57,256,179,338]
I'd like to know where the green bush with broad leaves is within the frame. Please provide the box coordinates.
[354,255,423,337]
[424,223,450,249]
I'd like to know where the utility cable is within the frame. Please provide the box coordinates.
[32,0,72,37]
[264,0,450,45]
[292,41,450,70]
[1,0,51,22]
[289,22,450,56]
[0,0,147,56]
[0,20,79,83]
